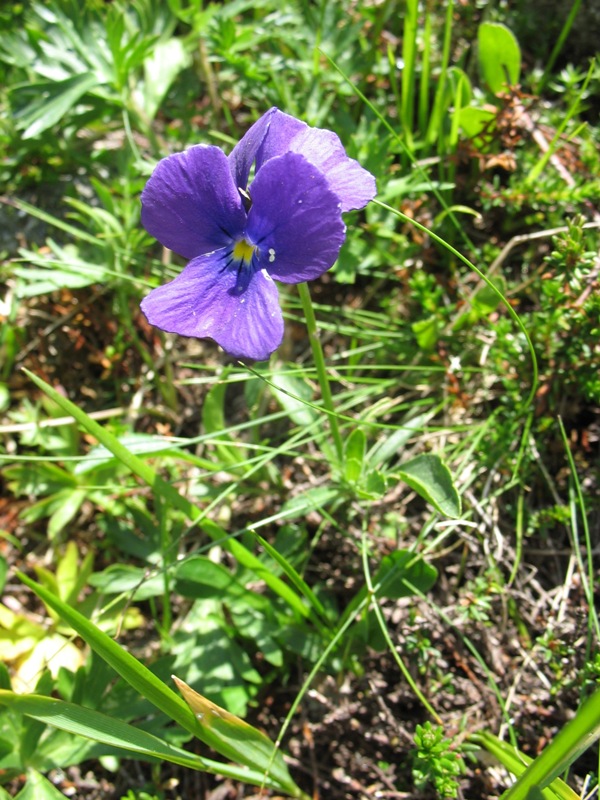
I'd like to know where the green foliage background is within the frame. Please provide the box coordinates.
[0,1,598,798]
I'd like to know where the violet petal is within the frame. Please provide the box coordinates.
[228,107,279,192]
[140,250,283,361]
[247,152,346,284]
[286,127,377,212]
[142,145,246,260]
[231,108,376,212]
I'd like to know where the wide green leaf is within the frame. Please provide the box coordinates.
[396,454,461,517]
[339,549,437,630]
[373,550,438,599]
[478,22,521,95]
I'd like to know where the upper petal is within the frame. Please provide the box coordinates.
[230,108,376,212]
[140,250,284,361]
[247,152,346,284]
[287,127,377,212]
[252,109,305,170]
[228,107,281,192]
[142,145,246,260]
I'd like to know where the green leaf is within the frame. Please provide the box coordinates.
[344,428,366,484]
[0,556,7,595]
[458,106,497,142]
[280,486,340,520]
[13,73,100,139]
[174,677,297,794]
[472,731,578,800]
[269,368,317,426]
[88,564,166,601]
[12,265,101,296]
[0,690,203,769]
[478,22,521,95]
[501,687,600,799]
[340,549,437,630]
[396,454,461,517]
[74,433,180,474]
[367,412,434,469]
[256,535,329,625]
[143,38,191,120]
[14,572,304,797]
[47,488,87,541]
[3,462,77,496]
[174,557,269,612]
[14,769,68,800]
[357,469,387,501]
[525,789,546,800]
[446,66,472,109]
[0,691,277,788]
[373,550,438,599]
[412,316,440,351]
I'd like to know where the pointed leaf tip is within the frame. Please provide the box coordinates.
[173,676,300,796]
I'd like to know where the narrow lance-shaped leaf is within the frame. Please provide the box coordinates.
[14,571,305,797]
[15,73,100,139]
[0,690,194,773]
[174,677,299,795]
[501,688,600,800]
[472,731,578,800]
[0,689,288,788]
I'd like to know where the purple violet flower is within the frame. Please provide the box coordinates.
[141,108,376,361]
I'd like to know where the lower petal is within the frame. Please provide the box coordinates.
[141,252,284,361]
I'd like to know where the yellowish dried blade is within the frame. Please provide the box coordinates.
[173,676,304,798]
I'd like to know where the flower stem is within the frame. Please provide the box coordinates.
[296,281,343,464]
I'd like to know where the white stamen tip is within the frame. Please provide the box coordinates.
[268,248,276,263]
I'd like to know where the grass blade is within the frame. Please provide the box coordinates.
[501,688,600,799]
[0,689,276,785]
[173,677,302,796]
[14,572,303,796]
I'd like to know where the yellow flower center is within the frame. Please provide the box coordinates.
[232,238,257,264]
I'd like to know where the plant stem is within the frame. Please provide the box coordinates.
[296,281,343,463]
